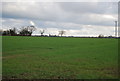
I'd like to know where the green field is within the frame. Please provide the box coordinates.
[2,36,118,79]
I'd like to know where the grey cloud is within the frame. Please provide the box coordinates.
[2,2,64,21]
[2,2,117,26]
[59,2,118,14]
[1,2,118,36]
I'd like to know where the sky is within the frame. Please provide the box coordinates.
[1,0,119,37]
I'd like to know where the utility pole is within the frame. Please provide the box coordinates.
[118,1,120,37]
[115,21,117,37]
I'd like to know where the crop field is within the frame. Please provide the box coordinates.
[2,36,118,79]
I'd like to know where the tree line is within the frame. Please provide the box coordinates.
[1,26,113,38]
[1,26,35,36]
[0,26,66,37]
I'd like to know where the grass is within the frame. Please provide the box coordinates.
[2,36,118,79]
[0,36,2,80]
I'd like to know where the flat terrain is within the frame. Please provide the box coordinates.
[2,36,118,79]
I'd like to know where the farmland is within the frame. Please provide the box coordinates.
[2,36,118,79]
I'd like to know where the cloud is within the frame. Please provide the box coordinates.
[2,17,115,36]
[59,2,117,14]
[1,2,118,36]
[2,2,63,21]
[30,21,35,26]
[1,0,119,2]
[2,2,117,26]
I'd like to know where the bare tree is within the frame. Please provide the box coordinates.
[58,30,66,37]
[19,27,29,36]
[9,27,17,36]
[40,29,45,36]
[2,30,10,36]
[98,34,104,38]
[19,26,36,36]
[27,26,36,35]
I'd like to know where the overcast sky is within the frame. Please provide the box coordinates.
[1,1,118,36]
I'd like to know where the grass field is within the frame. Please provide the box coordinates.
[2,36,118,79]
